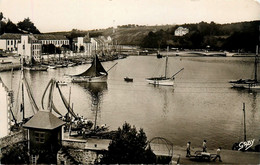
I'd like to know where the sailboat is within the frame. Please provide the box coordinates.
[10,63,39,131]
[229,45,259,89]
[146,47,184,86]
[232,103,255,151]
[70,55,117,83]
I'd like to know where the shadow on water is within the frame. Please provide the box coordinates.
[77,82,107,108]
[77,82,108,127]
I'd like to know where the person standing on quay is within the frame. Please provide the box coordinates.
[186,142,191,157]
[213,147,222,162]
[202,140,207,152]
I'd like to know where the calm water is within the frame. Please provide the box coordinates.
[1,56,259,150]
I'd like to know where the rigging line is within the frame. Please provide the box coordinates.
[56,81,77,118]
[41,79,52,110]
[23,75,39,112]
[14,71,22,118]
[48,80,55,110]
[51,100,63,116]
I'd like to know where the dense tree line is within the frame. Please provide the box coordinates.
[141,21,260,52]
[0,12,40,35]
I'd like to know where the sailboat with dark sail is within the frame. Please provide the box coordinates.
[229,45,259,89]
[70,55,117,83]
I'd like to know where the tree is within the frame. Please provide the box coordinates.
[101,122,156,164]
[17,17,40,34]
[0,12,3,21]
[5,19,21,33]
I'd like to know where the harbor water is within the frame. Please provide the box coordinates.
[0,55,259,150]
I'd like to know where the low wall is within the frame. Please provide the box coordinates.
[62,139,86,149]
[0,130,27,149]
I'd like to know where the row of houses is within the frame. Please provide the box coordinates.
[0,33,114,61]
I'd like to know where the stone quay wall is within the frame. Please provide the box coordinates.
[62,139,86,149]
[58,139,103,164]
[0,130,27,149]
[0,130,28,159]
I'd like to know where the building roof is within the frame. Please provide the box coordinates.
[0,33,22,39]
[23,110,65,130]
[34,34,68,40]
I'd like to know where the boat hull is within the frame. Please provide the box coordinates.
[231,83,260,89]
[24,66,48,71]
[146,78,174,86]
[71,75,107,83]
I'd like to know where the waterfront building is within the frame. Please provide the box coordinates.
[34,34,69,47]
[0,33,22,52]
[90,36,113,55]
[17,35,42,63]
[73,35,92,56]
[23,110,65,164]
[73,35,113,56]
[174,27,189,36]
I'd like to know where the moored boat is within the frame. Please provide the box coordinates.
[70,55,117,83]
[124,77,133,82]
[229,45,259,89]
[146,47,184,86]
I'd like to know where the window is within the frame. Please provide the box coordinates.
[7,41,9,45]
[11,40,13,45]
[35,131,45,143]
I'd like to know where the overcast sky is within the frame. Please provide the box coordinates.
[0,0,260,33]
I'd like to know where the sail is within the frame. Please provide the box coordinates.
[74,55,107,77]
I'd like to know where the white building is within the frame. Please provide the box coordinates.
[0,33,69,55]
[90,36,112,55]
[174,27,189,36]
[0,77,11,138]
[17,35,42,63]
[74,35,91,56]
[35,34,69,47]
[0,33,22,52]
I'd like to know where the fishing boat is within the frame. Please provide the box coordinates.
[70,55,117,83]
[57,81,67,86]
[229,46,259,89]
[146,47,184,86]
[23,56,48,71]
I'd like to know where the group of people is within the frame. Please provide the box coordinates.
[186,140,222,162]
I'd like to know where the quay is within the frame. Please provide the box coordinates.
[173,145,260,164]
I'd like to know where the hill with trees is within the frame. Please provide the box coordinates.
[59,21,259,53]
[1,10,259,52]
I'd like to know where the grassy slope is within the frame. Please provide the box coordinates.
[45,25,176,45]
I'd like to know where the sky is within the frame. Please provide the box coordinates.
[0,0,260,33]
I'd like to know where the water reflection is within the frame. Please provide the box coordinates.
[154,86,175,115]
[78,82,107,128]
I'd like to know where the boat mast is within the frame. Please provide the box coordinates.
[21,60,25,121]
[243,103,246,141]
[255,45,258,83]
[21,44,25,121]
[165,46,169,78]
